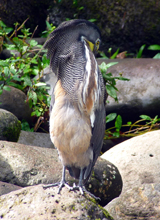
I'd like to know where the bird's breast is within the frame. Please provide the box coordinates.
[50,80,93,168]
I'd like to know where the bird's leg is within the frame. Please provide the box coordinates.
[72,168,100,200]
[43,166,72,193]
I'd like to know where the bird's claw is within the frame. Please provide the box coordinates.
[71,184,101,200]
[43,181,72,194]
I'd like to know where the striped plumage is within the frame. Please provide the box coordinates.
[44,19,106,198]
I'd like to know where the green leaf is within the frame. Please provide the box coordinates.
[114,76,130,81]
[34,82,46,87]
[110,48,119,59]
[31,59,38,64]
[99,51,109,59]
[7,82,23,90]
[127,121,132,125]
[3,66,9,76]
[31,109,41,117]
[0,60,9,67]
[4,27,13,34]
[113,131,120,138]
[99,62,118,74]
[88,19,97,22]
[148,44,160,50]
[12,75,21,81]
[153,53,160,59]
[4,44,16,50]
[28,90,37,105]
[3,85,11,91]
[29,39,38,47]
[21,120,34,132]
[136,44,146,58]
[22,46,28,53]
[42,54,50,66]
[102,73,113,81]
[140,115,152,121]
[152,115,158,124]
[0,20,6,27]
[22,75,32,87]
[115,115,122,130]
[106,84,117,99]
[23,66,31,74]
[106,113,117,123]
[31,68,39,76]
[46,21,51,30]
[13,37,24,47]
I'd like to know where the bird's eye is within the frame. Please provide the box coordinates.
[96,39,100,46]
[95,39,100,51]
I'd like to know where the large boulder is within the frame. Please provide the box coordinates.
[18,130,54,148]
[0,185,113,220]
[0,109,21,142]
[98,58,160,125]
[0,86,32,123]
[0,140,122,206]
[0,181,22,196]
[102,130,160,219]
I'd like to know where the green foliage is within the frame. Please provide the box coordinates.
[148,44,160,50]
[99,48,119,59]
[0,20,50,121]
[148,44,160,59]
[105,113,122,138]
[135,43,160,58]
[105,114,160,139]
[136,44,146,58]
[21,120,34,132]
[99,62,129,102]
[40,21,56,38]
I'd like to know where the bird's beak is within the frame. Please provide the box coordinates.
[87,40,95,52]
[87,40,99,53]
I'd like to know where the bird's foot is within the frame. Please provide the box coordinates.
[71,183,100,200]
[43,181,72,194]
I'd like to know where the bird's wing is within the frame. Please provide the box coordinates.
[83,103,106,182]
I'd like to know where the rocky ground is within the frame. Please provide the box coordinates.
[103,130,160,220]
[0,58,160,219]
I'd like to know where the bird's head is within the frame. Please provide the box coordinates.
[81,36,101,53]
[44,19,101,74]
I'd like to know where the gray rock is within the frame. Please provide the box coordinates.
[106,183,160,220]
[85,157,122,207]
[0,109,21,142]
[0,185,113,220]
[97,58,160,124]
[102,130,160,219]
[18,130,54,148]
[18,130,122,206]
[0,141,122,206]
[0,141,61,187]
[0,86,32,123]
[0,181,22,196]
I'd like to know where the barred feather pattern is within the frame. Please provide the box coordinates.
[44,19,105,110]
[45,19,106,182]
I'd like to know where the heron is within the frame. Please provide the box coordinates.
[43,19,107,199]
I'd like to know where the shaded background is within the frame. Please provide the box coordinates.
[0,0,160,57]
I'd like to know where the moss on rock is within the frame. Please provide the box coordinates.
[0,109,21,142]
[3,120,21,142]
